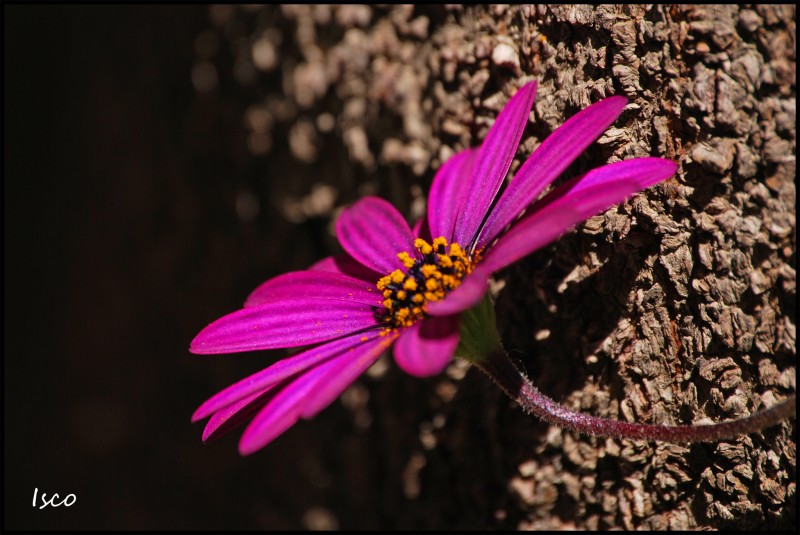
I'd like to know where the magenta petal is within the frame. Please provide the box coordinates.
[237,355,346,455]
[393,315,460,376]
[479,158,679,275]
[425,271,490,316]
[412,216,431,242]
[201,388,277,443]
[192,330,382,422]
[552,157,677,197]
[429,159,676,316]
[453,81,538,247]
[336,196,417,274]
[427,148,479,242]
[300,335,395,418]
[190,298,378,354]
[476,95,628,249]
[237,338,389,455]
[244,270,380,308]
[310,254,381,282]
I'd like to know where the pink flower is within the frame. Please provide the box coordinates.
[190,80,678,454]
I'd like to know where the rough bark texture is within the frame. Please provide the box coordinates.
[185,4,795,530]
[5,4,794,531]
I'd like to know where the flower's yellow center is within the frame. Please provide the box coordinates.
[375,237,477,329]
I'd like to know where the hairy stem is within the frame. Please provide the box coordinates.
[473,350,796,443]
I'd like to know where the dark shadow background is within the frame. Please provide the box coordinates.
[7,6,499,531]
[4,5,365,530]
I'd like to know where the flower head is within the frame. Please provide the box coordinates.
[190,80,678,454]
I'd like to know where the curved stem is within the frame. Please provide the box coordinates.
[473,350,796,443]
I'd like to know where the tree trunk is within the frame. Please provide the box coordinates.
[201,4,796,530]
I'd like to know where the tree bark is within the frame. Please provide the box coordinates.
[200,4,796,530]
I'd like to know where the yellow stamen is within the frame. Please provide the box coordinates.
[442,274,458,289]
[420,264,438,278]
[376,236,477,330]
[397,251,415,268]
[414,238,433,255]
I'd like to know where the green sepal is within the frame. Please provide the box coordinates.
[455,293,503,364]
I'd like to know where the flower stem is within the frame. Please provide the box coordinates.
[473,349,796,443]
